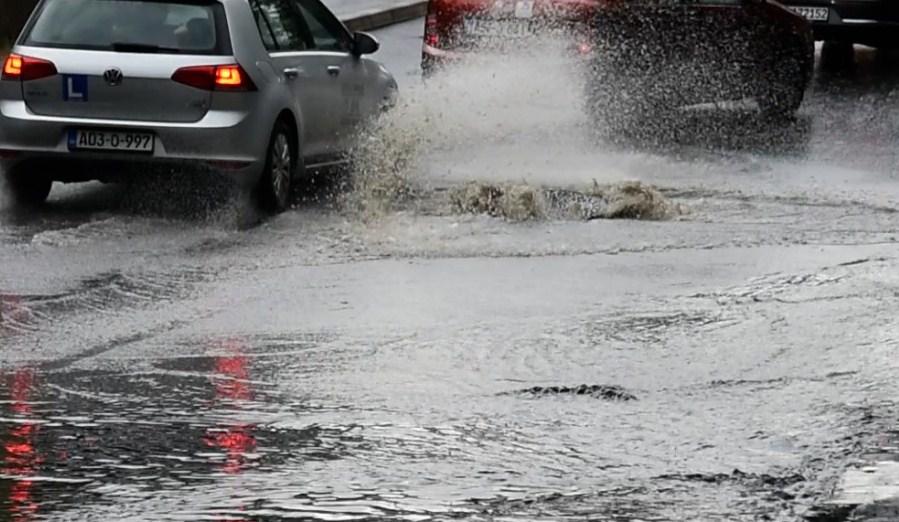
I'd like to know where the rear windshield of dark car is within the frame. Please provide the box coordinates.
[24,0,231,55]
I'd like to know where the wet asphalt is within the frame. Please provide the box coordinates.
[2,18,899,522]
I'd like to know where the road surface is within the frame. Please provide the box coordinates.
[2,17,899,522]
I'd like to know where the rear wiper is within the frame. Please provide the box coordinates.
[111,42,181,54]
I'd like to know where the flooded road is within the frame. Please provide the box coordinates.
[2,18,899,521]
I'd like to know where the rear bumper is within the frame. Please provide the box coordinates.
[421,42,587,74]
[0,99,267,186]
[0,156,261,189]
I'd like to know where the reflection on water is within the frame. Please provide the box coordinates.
[0,271,892,521]
[1,368,40,521]
[0,334,358,520]
[203,339,257,477]
[204,339,255,522]
[0,337,279,520]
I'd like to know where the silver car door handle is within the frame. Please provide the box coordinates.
[326,66,341,77]
[283,67,303,79]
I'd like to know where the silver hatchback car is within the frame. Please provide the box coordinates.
[0,0,398,212]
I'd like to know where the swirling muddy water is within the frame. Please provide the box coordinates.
[2,22,899,522]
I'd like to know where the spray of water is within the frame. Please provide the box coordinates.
[449,182,543,221]
[111,170,260,229]
[344,31,682,223]
[343,35,583,213]
[448,180,684,222]
[341,101,422,219]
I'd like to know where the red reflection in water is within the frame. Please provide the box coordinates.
[204,426,256,476]
[214,354,252,402]
[3,368,40,521]
[203,339,256,477]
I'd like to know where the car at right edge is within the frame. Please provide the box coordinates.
[422,0,815,128]
[783,0,899,48]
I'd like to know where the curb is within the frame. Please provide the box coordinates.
[341,1,428,32]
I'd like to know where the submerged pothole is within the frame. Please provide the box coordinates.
[448,180,686,221]
[340,175,687,223]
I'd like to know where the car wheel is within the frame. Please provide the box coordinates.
[758,54,806,120]
[257,120,298,214]
[3,169,52,207]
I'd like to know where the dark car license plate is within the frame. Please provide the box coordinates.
[788,6,829,21]
[463,17,534,38]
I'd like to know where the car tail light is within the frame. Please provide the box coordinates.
[1,54,58,82]
[424,14,439,48]
[171,64,256,92]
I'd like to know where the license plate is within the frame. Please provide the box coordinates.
[788,6,829,21]
[68,130,154,153]
[514,0,535,18]
[462,17,533,38]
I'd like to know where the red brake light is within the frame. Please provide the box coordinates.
[171,64,256,92]
[1,54,57,81]
[424,14,439,47]
[172,65,216,90]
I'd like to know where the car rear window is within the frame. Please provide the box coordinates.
[24,0,231,54]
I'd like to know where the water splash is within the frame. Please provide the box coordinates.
[449,180,684,221]
[342,35,593,220]
[449,182,543,221]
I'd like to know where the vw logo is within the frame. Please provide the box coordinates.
[103,68,123,86]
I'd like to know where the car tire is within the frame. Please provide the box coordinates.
[3,169,52,207]
[758,54,806,120]
[256,120,299,214]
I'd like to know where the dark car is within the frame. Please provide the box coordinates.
[422,0,815,122]
[781,0,899,48]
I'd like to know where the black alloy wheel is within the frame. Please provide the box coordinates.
[257,120,299,213]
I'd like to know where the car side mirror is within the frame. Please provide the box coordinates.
[352,32,380,56]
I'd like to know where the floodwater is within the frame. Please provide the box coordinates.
[2,18,899,522]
